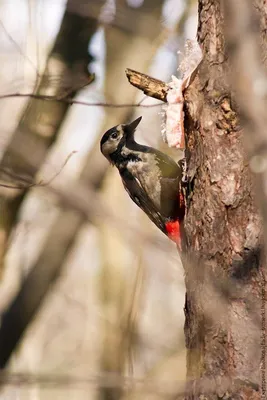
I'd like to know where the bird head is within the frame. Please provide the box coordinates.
[100,116,142,162]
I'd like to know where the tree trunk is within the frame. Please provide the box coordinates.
[182,0,266,398]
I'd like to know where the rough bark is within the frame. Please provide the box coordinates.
[182,0,266,398]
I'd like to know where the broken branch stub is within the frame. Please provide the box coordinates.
[125,68,168,102]
[126,51,202,150]
[125,68,186,149]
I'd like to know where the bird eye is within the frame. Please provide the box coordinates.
[111,132,118,139]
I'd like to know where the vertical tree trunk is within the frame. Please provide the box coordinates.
[182,0,266,398]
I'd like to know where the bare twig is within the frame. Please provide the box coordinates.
[125,68,169,102]
[0,370,257,397]
[0,19,41,77]
[0,152,77,190]
[0,92,161,108]
[0,371,181,393]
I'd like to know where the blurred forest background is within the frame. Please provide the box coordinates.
[0,0,197,398]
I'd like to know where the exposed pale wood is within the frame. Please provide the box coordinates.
[125,68,168,102]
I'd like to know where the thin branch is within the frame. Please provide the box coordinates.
[0,19,41,77]
[38,151,77,186]
[0,92,161,108]
[0,371,183,395]
[0,371,255,397]
[0,152,77,190]
[0,371,172,392]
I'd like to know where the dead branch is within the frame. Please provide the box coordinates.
[125,68,168,102]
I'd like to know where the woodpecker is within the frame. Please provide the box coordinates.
[100,116,185,247]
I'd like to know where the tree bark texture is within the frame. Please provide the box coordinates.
[182,0,266,398]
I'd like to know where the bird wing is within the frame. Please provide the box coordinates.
[154,153,183,218]
[153,151,182,179]
[120,168,167,234]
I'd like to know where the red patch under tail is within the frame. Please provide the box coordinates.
[165,220,181,249]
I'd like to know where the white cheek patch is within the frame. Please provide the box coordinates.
[102,130,124,157]
[102,140,117,157]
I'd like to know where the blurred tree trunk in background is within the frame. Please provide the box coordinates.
[94,2,165,399]
[0,0,97,274]
[82,0,165,186]
[0,0,166,388]
[182,0,266,398]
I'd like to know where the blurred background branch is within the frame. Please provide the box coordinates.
[224,0,267,251]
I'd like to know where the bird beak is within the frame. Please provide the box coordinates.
[126,116,142,136]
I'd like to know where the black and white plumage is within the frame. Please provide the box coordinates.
[100,116,185,241]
